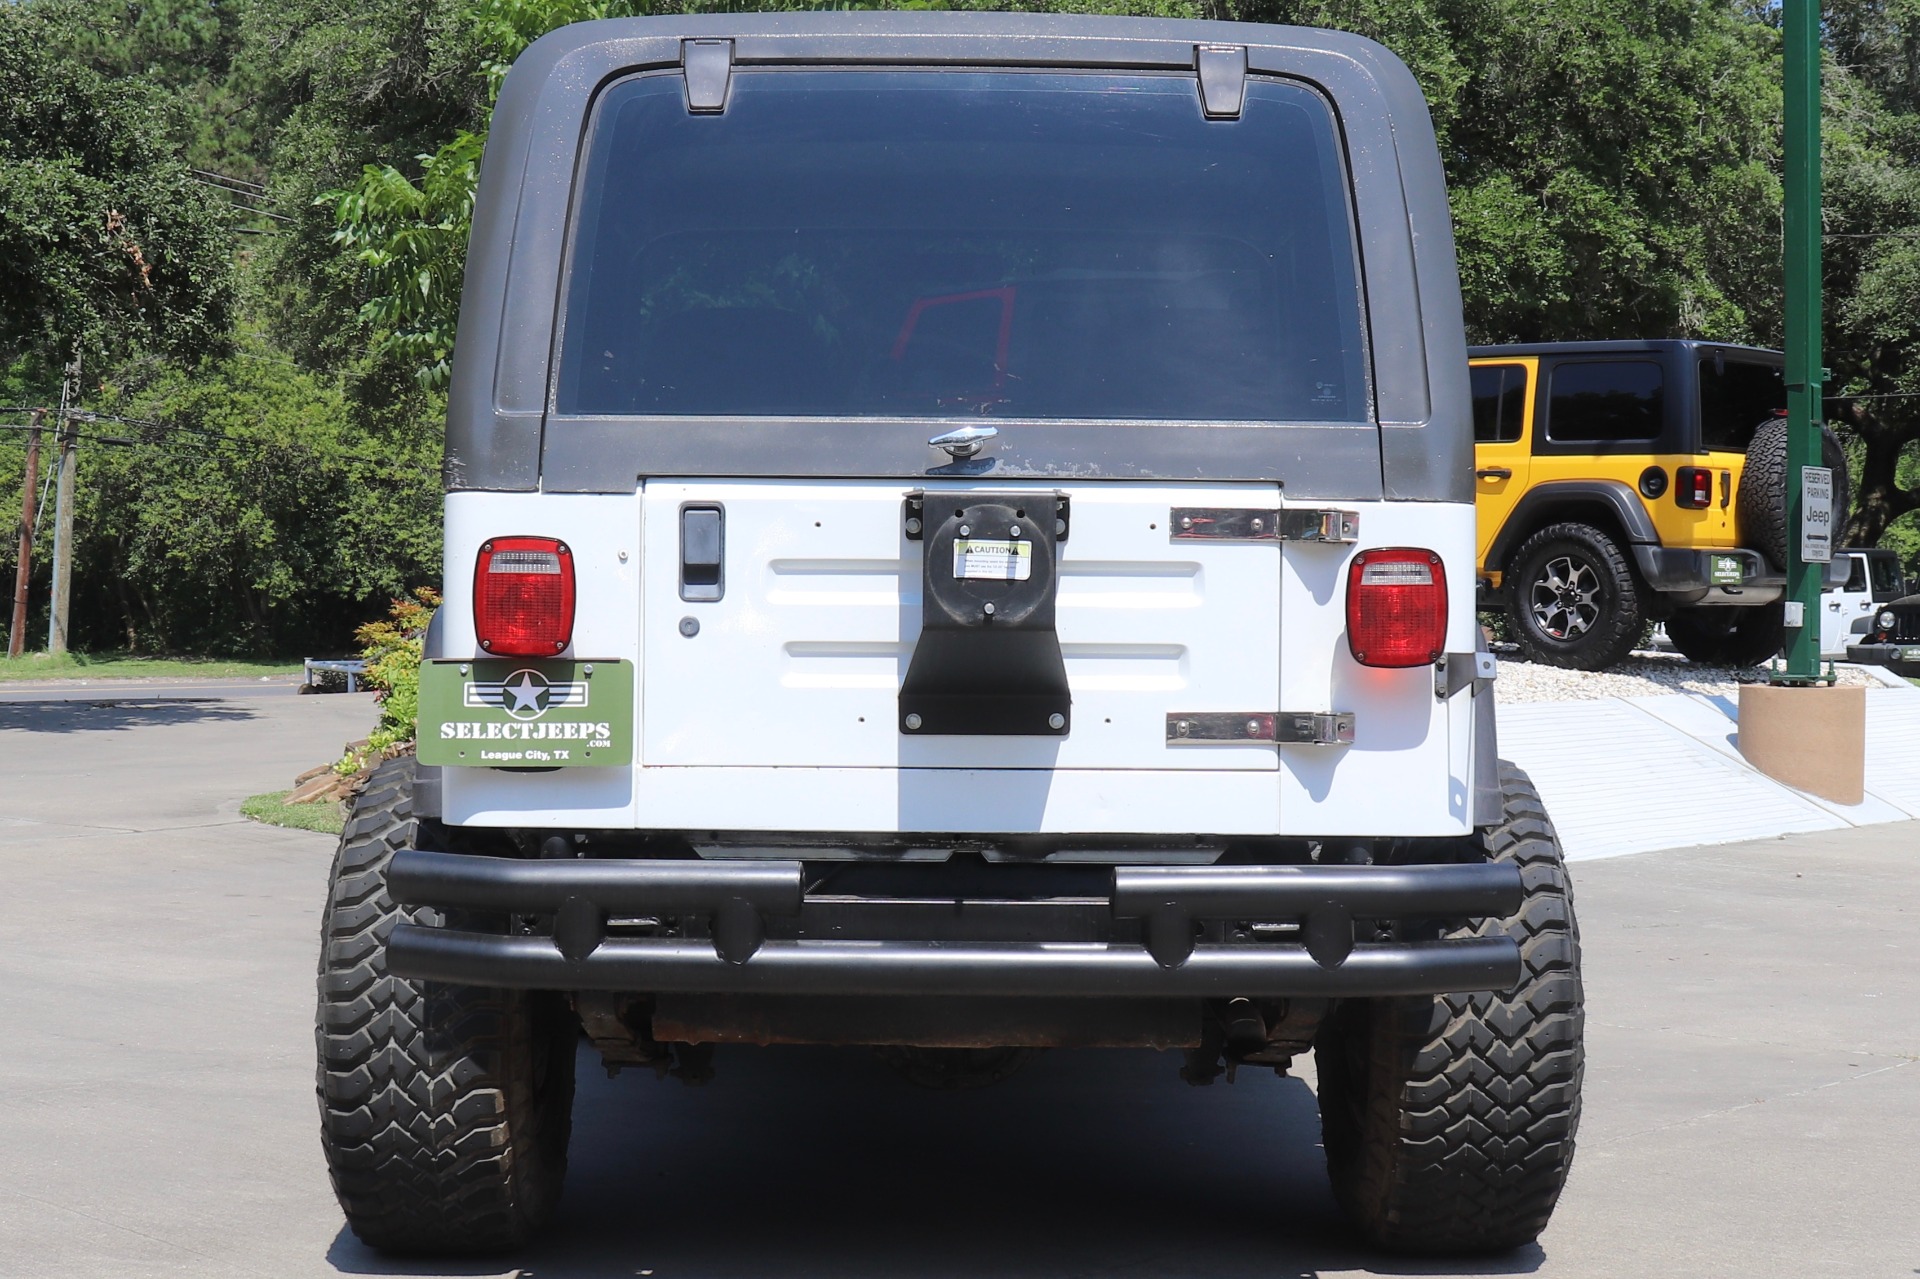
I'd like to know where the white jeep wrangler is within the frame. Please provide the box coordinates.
[316,13,1583,1258]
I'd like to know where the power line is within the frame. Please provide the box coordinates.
[2,409,263,451]
[190,168,268,194]
[187,173,294,224]
[1,423,144,448]
[14,406,386,456]
[0,419,437,481]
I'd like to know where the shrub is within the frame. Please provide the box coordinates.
[336,586,438,773]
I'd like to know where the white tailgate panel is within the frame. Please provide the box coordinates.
[641,480,1281,771]
[1279,502,1478,838]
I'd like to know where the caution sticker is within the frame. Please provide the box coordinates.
[953,538,1032,582]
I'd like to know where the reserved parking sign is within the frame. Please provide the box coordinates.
[1801,466,1833,563]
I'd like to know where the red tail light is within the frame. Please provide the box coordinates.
[1346,548,1448,668]
[474,536,575,656]
[1676,466,1713,509]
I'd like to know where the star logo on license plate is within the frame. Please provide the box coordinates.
[463,668,589,720]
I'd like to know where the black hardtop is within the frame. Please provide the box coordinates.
[1469,338,1788,456]
[449,13,1471,503]
[1471,339,1783,365]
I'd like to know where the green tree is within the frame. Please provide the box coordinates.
[36,0,266,182]
[1430,0,1783,345]
[320,0,645,387]
[1821,0,1920,551]
[44,338,443,654]
[241,0,499,368]
[0,2,236,380]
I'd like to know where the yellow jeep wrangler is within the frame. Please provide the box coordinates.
[1471,340,1848,670]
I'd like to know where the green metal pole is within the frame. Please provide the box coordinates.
[1776,0,1825,684]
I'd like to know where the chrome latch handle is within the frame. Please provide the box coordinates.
[929,425,998,460]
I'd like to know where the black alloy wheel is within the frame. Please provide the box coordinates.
[1504,522,1647,670]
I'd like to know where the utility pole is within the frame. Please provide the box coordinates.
[48,349,80,655]
[8,409,45,659]
[1739,0,1864,808]
[1776,0,1827,684]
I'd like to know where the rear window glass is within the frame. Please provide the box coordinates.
[1470,364,1527,443]
[1699,357,1785,451]
[1546,361,1663,443]
[556,71,1368,422]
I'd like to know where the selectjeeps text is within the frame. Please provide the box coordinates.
[315,13,1584,1258]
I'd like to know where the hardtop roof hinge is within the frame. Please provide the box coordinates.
[682,39,734,115]
[1195,45,1248,120]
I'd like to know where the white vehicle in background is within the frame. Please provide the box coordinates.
[1823,547,1907,660]
[311,14,1583,1260]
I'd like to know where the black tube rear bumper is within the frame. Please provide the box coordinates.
[386,850,1523,998]
[390,930,1520,998]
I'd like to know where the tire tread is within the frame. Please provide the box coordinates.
[1317,761,1584,1255]
[314,755,572,1256]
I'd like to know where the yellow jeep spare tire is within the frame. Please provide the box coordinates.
[1737,419,1851,570]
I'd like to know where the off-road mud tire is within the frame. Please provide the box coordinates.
[1505,522,1647,670]
[1738,419,1851,570]
[1315,761,1584,1255]
[315,755,575,1255]
[1665,602,1787,668]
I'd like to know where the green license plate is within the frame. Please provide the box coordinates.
[1901,646,1920,663]
[1709,555,1744,586]
[417,659,633,767]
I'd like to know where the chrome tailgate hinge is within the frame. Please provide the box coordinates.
[1168,507,1359,543]
[1167,711,1356,746]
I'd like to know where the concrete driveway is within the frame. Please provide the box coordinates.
[1,690,1915,1278]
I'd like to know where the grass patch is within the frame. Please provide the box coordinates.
[0,652,303,683]
[241,791,345,837]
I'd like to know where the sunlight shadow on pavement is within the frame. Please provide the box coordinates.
[0,698,259,734]
[325,1045,1547,1279]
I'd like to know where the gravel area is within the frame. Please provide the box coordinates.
[1493,647,1882,702]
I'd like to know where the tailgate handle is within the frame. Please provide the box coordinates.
[679,504,725,602]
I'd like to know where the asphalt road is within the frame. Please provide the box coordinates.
[1,691,1915,1278]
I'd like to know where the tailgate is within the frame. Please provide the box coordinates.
[640,480,1281,771]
